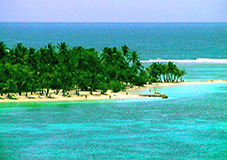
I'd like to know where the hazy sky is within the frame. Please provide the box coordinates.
[0,0,226,22]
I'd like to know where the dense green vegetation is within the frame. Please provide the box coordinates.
[0,42,186,96]
[146,62,186,83]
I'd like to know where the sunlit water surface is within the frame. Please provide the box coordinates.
[0,23,227,159]
[0,83,227,159]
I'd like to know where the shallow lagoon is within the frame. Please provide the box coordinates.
[0,83,226,159]
[1,22,227,159]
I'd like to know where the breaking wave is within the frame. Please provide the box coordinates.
[141,58,227,64]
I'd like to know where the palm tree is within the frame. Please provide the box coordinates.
[145,62,186,83]
[145,62,159,82]
[38,44,58,96]
[179,69,186,82]
[9,43,28,65]
[57,42,69,62]
[0,62,7,96]
[0,41,189,97]
[160,63,168,82]
[121,45,129,60]
[0,41,8,62]
[129,51,139,65]
[128,51,144,83]
[85,49,102,94]
[57,42,70,93]
[27,48,37,66]
[12,64,31,96]
[74,47,102,94]
[0,42,8,94]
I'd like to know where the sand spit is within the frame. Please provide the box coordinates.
[0,79,226,103]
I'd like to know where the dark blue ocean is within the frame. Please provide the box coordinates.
[0,23,227,159]
[0,23,226,60]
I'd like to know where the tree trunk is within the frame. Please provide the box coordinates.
[163,75,166,82]
[46,88,49,96]
[170,74,173,82]
[56,89,59,95]
[166,75,169,82]
[19,92,22,96]
[90,87,93,95]
[76,86,79,95]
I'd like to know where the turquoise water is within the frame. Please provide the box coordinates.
[0,83,227,159]
[0,23,227,159]
[178,63,227,81]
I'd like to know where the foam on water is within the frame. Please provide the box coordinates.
[141,58,227,64]
[1,22,227,159]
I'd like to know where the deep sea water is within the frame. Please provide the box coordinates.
[0,23,226,60]
[0,22,227,159]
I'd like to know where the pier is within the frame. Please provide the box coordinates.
[139,94,168,99]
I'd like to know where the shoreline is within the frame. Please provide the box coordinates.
[0,91,141,103]
[129,79,227,91]
[0,79,227,103]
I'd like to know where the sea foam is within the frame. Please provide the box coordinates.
[141,58,227,64]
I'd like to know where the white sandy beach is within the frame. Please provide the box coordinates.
[0,90,141,103]
[0,79,226,103]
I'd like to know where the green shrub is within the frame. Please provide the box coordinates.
[150,77,158,83]
[99,83,108,94]
[110,80,125,93]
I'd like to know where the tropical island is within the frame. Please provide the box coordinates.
[0,41,186,102]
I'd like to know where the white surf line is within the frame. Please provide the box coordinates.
[141,58,227,63]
